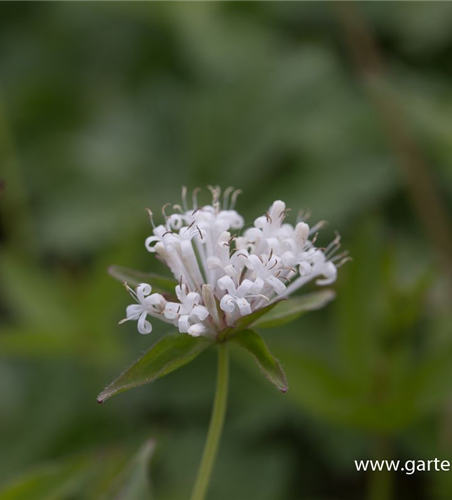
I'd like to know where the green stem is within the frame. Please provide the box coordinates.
[190,343,229,500]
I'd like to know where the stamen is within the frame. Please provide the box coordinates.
[297,209,311,223]
[269,260,278,270]
[196,225,203,240]
[145,208,156,228]
[265,211,272,224]
[331,250,349,263]
[162,203,171,221]
[325,233,342,259]
[246,293,271,302]
[326,245,341,260]
[325,231,341,251]
[223,186,234,210]
[123,281,139,302]
[208,185,221,206]
[230,189,242,209]
[280,208,291,220]
[310,221,328,234]
[181,186,188,211]
[336,256,353,268]
[192,188,201,210]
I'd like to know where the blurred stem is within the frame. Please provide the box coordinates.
[369,436,393,500]
[334,2,452,294]
[190,343,229,500]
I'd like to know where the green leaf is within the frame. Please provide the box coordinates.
[108,265,177,293]
[218,301,282,341]
[253,290,336,329]
[231,329,288,393]
[234,300,283,330]
[100,440,155,500]
[0,456,92,500]
[98,333,212,403]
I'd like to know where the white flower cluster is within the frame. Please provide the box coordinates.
[121,187,346,338]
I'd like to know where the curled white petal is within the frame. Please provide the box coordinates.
[316,261,337,286]
[138,312,152,334]
[188,323,206,337]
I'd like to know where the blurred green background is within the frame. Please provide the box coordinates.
[1,2,452,500]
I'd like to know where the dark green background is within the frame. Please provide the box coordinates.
[1,2,452,499]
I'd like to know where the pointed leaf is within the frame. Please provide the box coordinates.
[98,333,212,403]
[253,290,336,329]
[108,265,177,293]
[231,329,288,392]
[101,440,155,500]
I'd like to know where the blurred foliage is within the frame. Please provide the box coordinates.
[1,2,452,500]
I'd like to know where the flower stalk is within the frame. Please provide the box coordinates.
[190,343,229,500]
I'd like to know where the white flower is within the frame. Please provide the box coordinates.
[164,284,209,337]
[217,276,259,317]
[120,283,167,334]
[243,253,287,295]
[120,187,346,338]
